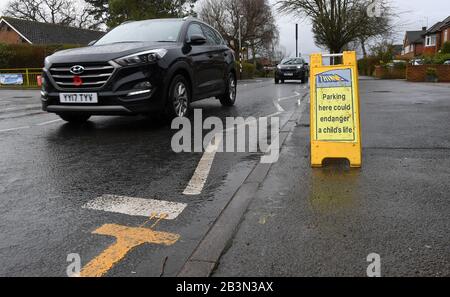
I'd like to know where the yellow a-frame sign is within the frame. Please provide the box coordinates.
[310,51,362,168]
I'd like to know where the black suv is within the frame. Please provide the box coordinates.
[41,18,237,123]
[274,57,309,84]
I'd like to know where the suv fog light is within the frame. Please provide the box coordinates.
[127,89,152,97]
[134,81,152,89]
[127,81,153,96]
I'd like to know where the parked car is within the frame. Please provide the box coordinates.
[410,59,424,66]
[274,57,309,84]
[443,60,450,65]
[41,18,236,123]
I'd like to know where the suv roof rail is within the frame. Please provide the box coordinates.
[121,20,135,25]
[183,16,198,21]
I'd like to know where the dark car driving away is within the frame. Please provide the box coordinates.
[275,57,309,84]
[41,18,237,123]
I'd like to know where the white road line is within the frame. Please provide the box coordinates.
[273,98,285,112]
[295,91,302,105]
[277,93,299,102]
[36,119,62,126]
[82,194,187,220]
[0,126,30,133]
[183,134,222,195]
[184,111,283,196]
[2,104,41,112]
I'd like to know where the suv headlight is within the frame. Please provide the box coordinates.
[277,65,282,69]
[114,49,168,66]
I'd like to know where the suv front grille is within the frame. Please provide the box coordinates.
[49,62,116,90]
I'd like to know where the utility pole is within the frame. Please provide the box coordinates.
[295,23,298,57]
[238,16,243,78]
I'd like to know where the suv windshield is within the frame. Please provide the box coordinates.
[281,58,304,65]
[95,20,184,45]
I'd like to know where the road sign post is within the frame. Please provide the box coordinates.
[309,51,362,168]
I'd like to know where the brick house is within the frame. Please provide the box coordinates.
[0,17,105,45]
[423,16,450,55]
[400,28,427,59]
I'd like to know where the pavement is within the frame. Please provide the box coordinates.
[0,78,448,277]
[212,79,450,277]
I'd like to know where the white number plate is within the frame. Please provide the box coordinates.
[60,93,98,104]
[284,72,294,76]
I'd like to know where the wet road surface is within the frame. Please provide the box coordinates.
[0,79,308,276]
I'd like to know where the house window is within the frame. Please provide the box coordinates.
[425,34,437,47]
[445,30,448,42]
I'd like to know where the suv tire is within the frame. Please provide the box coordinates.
[166,74,191,119]
[219,72,236,106]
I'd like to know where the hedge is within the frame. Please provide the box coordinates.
[0,43,80,68]
[235,61,256,79]
[422,52,450,65]
[357,56,379,76]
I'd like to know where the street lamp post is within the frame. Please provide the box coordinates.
[295,23,298,58]
[238,16,243,78]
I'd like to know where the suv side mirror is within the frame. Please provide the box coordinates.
[188,34,207,45]
[88,40,97,46]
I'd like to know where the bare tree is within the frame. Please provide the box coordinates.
[277,0,395,56]
[4,0,99,29]
[199,0,279,64]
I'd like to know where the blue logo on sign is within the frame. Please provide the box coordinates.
[317,73,349,83]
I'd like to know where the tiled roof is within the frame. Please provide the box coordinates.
[426,22,443,34]
[405,30,426,44]
[425,16,450,34]
[0,17,105,45]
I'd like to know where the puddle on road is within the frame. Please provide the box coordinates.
[309,159,362,214]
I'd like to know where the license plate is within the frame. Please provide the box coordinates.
[60,93,98,103]
[284,72,294,76]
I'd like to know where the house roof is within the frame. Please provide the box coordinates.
[426,22,443,34]
[405,30,426,44]
[425,16,450,34]
[0,17,105,45]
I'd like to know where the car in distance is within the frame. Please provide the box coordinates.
[275,57,309,84]
[444,60,450,65]
[41,18,236,123]
[410,58,424,66]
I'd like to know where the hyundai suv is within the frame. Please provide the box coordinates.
[275,57,309,84]
[41,18,237,123]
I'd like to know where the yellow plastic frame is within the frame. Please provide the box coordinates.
[309,51,362,168]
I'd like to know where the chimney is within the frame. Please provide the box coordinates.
[422,27,427,31]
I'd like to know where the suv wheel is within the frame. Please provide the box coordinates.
[219,72,236,106]
[58,114,91,124]
[167,75,190,118]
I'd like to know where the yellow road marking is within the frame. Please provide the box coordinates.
[80,223,179,277]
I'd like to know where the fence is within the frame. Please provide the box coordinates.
[406,65,450,82]
[0,68,42,88]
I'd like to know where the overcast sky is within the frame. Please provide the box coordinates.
[272,0,450,60]
[1,0,449,60]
